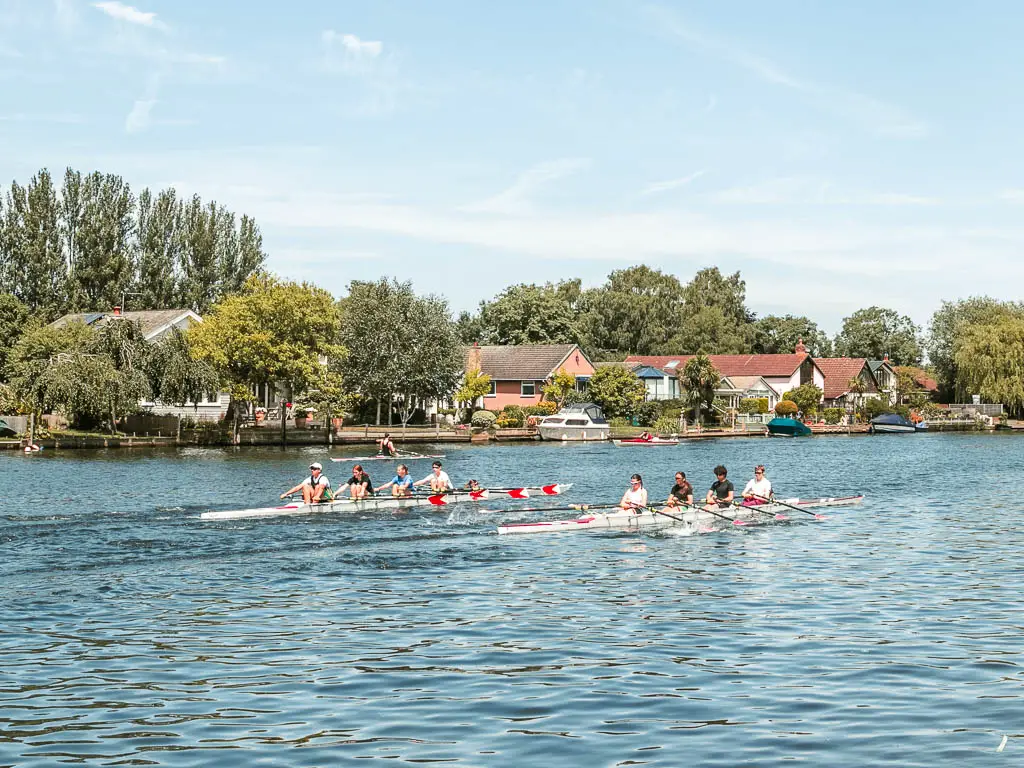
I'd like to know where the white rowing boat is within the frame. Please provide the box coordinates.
[330,452,446,462]
[202,483,573,521]
[496,495,864,535]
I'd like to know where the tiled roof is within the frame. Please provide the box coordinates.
[814,358,878,399]
[625,354,812,378]
[895,366,939,392]
[465,344,585,380]
[50,309,200,340]
[724,375,775,392]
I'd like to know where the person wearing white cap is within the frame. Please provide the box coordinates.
[281,462,333,504]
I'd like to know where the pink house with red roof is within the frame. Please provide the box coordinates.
[465,343,595,411]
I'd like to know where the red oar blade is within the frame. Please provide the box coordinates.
[814,513,828,520]
[774,514,789,521]
[506,488,529,499]
[427,494,449,506]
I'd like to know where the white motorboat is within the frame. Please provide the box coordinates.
[537,403,610,442]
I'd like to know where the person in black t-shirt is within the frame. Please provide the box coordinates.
[345,464,374,499]
[666,471,693,508]
[705,465,735,508]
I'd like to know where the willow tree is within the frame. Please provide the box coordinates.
[189,273,343,441]
[147,327,220,415]
[953,316,1024,417]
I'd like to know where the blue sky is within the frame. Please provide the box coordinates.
[3,0,1024,334]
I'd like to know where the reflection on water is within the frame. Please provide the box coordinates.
[2,435,1023,765]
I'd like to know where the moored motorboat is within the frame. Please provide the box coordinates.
[869,414,917,434]
[496,495,864,535]
[537,403,610,442]
[766,417,812,437]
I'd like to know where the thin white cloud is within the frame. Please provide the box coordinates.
[712,177,939,206]
[461,158,591,215]
[322,30,383,73]
[125,73,159,134]
[998,189,1024,203]
[92,1,165,29]
[641,170,707,196]
[647,5,928,139]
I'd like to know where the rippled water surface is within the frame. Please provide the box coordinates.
[2,434,1023,766]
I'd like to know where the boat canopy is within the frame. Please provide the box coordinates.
[558,402,608,424]
[870,413,914,427]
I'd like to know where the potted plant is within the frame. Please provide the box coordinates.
[293,407,310,428]
[254,407,267,424]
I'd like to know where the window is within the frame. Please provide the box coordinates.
[486,381,496,397]
[521,381,536,397]
[575,376,590,392]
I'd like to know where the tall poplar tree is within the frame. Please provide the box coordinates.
[72,172,135,310]
[135,188,180,309]
[3,171,66,318]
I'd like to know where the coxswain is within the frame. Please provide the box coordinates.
[741,465,773,506]
[281,462,333,504]
[377,464,414,497]
[345,464,374,499]
[666,471,693,508]
[377,433,397,457]
[705,465,735,508]
[413,461,453,493]
[620,473,648,510]
[463,479,481,491]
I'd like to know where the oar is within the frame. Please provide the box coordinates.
[481,502,620,515]
[731,499,788,521]
[681,500,752,526]
[752,494,827,520]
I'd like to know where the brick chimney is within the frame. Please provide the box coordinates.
[467,341,482,371]
[794,337,807,354]
[112,306,122,317]
[883,353,889,362]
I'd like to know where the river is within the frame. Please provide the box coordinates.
[1,433,1022,766]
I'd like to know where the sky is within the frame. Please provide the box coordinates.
[2,0,1024,334]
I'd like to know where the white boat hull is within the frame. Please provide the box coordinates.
[496,496,864,535]
[538,426,609,441]
[869,424,916,434]
[612,439,679,446]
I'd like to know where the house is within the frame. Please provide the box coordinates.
[868,357,897,405]
[814,358,880,409]
[626,344,825,407]
[894,366,939,401]
[50,306,229,421]
[717,376,781,411]
[596,361,681,401]
[466,343,595,411]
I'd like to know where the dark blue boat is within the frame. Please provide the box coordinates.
[869,413,922,433]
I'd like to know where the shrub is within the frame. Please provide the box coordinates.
[498,404,526,427]
[774,400,798,417]
[635,400,663,427]
[739,397,769,414]
[471,409,496,428]
[608,416,631,428]
[823,407,843,425]
[653,415,678,435]
[525,402,558,416]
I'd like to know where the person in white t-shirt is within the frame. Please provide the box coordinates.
[414,461,453,493]
[620,473,648,510]
[281,462,333,504]
[741,465,773,506]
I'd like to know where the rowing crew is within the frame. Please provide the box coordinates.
[281,460,473,504]
[619,465,774,512]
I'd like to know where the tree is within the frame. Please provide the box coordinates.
[893,366,932,409]
[134,188,181,310]
[339,278,461,425]
[581,266,687,356]
[782,383,823,416]
[455,311,485,344]
[847,376,867,419]
[541,367,576,410]
[585,365,646,419]
[678,267,754,354]
[679,353,719,425]
[477,280,583,345]
[834,306,922,365]
[189,273,343,440]
[147,327,219,409]
[71,172,135,310]
[0,295,31,379]
[2,170,67,318]
[454,367,491,420]
[774,399,798,417]
[927,297,1024,400]
[754,314,833,356]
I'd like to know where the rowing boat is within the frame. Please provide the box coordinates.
[202,483,573,521]
[612,438,679,446]
[495,495,863,535]
[330,452,445,462]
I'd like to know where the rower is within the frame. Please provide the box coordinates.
[638,430,653,442]
[377,464,414,498]
[345,464,374,499]
[620,473,648,510]
[281,462,333,504]
[463,479,481,491]
[413,461,453,494]
[705,464,734,508]
[666,471,693,508]
[741,465,773,506]
[377,432,397,457]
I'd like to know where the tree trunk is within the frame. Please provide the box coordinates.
[177,414,182,444]
[327,407,333,446]
[375,399,381,426]
[110,401,117,436]
[281,396,287,445]
[28,411,36,446]
[388,393,393,426]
